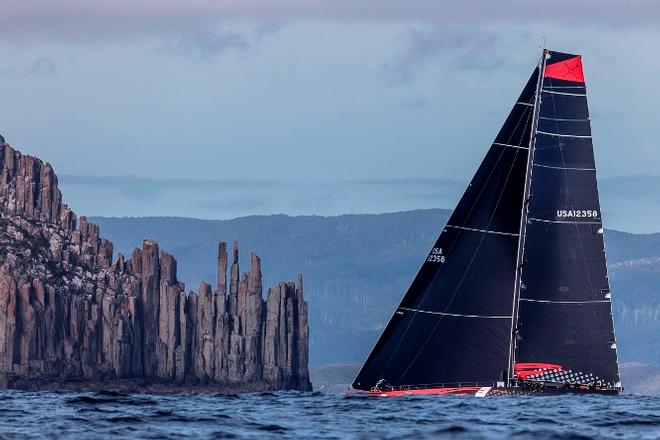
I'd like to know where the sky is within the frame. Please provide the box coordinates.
[1,1,660,232]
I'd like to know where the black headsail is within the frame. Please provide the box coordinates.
[352,67,540,391]
[513,50,621,388]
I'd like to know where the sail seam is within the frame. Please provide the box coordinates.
[537,130,592,139]
[533,163,596,171]
[539,116,590,122]
[543,86,585,90]
[519,298,610,304]
[493,143,529,150]
[542,89,587,97]
[398,307,511,319]
[446,225,519,237]
[529,217,601,225]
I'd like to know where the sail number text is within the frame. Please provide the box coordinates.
[427,247,446,263]
[556,209,598,218]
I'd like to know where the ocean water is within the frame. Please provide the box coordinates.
[0,390,658,439]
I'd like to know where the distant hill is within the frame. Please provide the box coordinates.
[619,363,660,396]
[92,209,660,367]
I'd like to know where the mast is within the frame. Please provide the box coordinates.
[507,49,547,386]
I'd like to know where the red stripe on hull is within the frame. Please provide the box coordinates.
[363,387,481,397]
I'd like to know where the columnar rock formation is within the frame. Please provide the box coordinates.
[0,138,311,391]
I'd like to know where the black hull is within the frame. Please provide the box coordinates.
[351,384,620,397]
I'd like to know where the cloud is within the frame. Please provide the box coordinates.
[398,97,428,110]
[0,57,56,78]
[252,22,285,42]
[26,57,56,74]
[1,1,658,43]
[170,23,283,61]
[175,29,251,61]
[384,26,503,83]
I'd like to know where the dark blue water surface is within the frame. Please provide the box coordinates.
[0,390,657,439]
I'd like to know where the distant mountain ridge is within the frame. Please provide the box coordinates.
[59,174,660,233]
[91,209,660,367]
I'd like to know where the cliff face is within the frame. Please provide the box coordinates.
[0,138,311,391]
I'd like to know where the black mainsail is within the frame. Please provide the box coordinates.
[352,50,621,395]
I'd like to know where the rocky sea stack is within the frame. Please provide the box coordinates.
[0,138,311,392]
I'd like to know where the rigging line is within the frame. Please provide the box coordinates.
[516,101,534,107]
[445,225,519,237]
[493,143,528,150]
[398,307,511,319]
[392,100,535,385]
[533,163,596,171]
[375,99,535,382]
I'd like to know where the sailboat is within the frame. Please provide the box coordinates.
[350,49,622,397]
